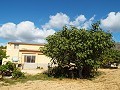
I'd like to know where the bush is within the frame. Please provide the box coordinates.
[101,49,120,68]
[6,61,16,71]
[12,69,25,79]
[48,66,79,78]
[0,61,24,79]
[0,64,8,77]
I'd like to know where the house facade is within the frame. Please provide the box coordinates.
[3,42,51,69]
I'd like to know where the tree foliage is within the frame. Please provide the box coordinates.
[0,61,25,78]
[0,48,7,65]
[43,22,114,78]
[0,46,7,49]
[101,49,120,68]
[0,61,16,78]
[0,49,7,60]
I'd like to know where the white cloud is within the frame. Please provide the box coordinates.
[69,15,95,29]
[70,15,86,26]
[0,23,16,40]
[0,12,95,44]
[42,13,70,29]
[0,21,55,43]
[82,15,95,29]
[101,12,120,32]
[42,13,94,30]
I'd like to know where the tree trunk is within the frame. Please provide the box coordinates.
[1,72,4,79]
[78,67,83,79]
[0,60,2,65]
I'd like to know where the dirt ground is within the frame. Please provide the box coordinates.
[0,69,120,90]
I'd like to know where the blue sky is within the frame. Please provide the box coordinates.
[0,0,120,45]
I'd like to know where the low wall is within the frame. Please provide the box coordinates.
[23,63,48,70]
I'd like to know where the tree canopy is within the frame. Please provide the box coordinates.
[0,49,7,60]
[0,46,6,49]
[0,48,7,65]
[101,49,120,67]
[43,22,115,78]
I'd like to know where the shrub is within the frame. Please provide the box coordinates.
[12,69,25,79]
[0,64,8,77]
[48,66,79,78]
[6,61,16,71]
[101,49,120,68]
[0,61,24,79]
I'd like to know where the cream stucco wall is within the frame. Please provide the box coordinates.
[19,44,44,50]
[3,42,51,69]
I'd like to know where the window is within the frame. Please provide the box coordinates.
[14,44,19,49]
[24,55,35,63]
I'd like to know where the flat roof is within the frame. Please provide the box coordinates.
[8,42,45,46]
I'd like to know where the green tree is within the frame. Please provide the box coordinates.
[0,46,7,49]
[0,49,7,65]
[101,49,120,68]
[43,22,114,78]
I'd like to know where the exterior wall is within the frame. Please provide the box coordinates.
[36,54,51,69]
[3,42,51,70]
[3,43,19,63]
[19,44,44,50]
[21,54,50,69]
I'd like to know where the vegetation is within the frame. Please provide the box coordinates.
[0,73,52,85]
[0,48,7,65]
[101,49,120,68]
[43,22,115,78]
[0,61,24,78]
[0,61,51,85]
[0,46,7,49]
[12,69,25,79]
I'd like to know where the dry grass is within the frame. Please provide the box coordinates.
[0,69,120,90]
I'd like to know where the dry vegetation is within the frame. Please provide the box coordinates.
[0,68,120,90]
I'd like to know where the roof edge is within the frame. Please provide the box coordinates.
[8,42,45,46]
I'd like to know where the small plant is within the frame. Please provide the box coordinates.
[12,69,25,79]
[36,66,43,69]
[37,66,40,69]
